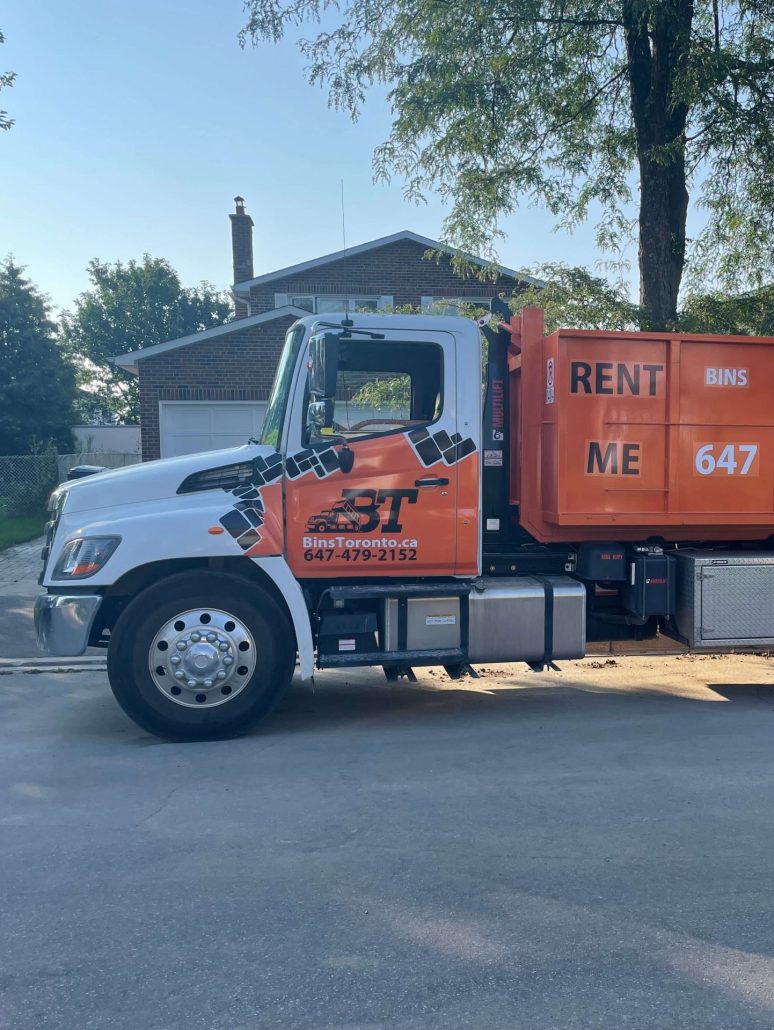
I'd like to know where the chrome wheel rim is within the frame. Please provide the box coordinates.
[149,608,256,709]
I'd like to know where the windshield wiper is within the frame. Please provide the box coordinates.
[316,319,384,340]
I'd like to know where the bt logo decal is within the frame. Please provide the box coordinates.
[342,489,418,532]
[306,489,419,534]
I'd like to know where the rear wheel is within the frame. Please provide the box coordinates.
[108,571,295,740]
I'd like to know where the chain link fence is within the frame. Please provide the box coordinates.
[0,453,141,517]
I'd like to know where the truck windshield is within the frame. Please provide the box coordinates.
[260,324,306,449]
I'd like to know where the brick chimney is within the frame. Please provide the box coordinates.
[230,196,254,319]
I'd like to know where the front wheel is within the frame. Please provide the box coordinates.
[107,571,295,740]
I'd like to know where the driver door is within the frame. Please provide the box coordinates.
[284,330,467,578]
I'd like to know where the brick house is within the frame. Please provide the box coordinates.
[114,198,537,460]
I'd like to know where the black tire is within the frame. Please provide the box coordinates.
[107,571,295,740]
[311,521,327,532]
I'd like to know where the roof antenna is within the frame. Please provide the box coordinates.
[341,179,353,328]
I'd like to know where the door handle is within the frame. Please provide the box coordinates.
[414,477,449,488]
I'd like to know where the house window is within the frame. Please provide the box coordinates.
[317,296,379,314]
[420,296,494,315]
[278,293,392,313]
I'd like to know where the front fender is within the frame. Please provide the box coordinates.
[43,498,314,681]
[250,556,314,681]
[44,491,283,588]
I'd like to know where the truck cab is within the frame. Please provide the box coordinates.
[36,312,532,739]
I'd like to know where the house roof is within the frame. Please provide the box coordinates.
[112,305,310,374]
[232,229,542,295]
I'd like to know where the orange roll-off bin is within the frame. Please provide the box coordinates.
[507,307,774,543]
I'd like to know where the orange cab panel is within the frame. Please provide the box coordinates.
[284,431,479,578]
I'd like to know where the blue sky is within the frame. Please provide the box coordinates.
[2,0,635,312]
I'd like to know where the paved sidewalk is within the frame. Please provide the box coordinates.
[0,536,44,594]
[0,537,43,659]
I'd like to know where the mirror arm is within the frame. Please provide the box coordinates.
[317,432,355,473]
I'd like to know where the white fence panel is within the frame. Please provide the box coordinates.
[71,426,141,454]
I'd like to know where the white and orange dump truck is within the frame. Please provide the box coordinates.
[35,305,774,738]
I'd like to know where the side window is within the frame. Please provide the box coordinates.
[332,340,442,437]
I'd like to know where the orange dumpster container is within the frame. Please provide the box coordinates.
[509,307,774,543]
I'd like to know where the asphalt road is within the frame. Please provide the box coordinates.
[3,656,774,1030]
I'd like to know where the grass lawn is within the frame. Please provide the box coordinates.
[0,515,45,552]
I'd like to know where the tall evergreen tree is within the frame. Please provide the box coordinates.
[0,259,75,454]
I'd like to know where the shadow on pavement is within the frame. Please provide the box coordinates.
[27,662,774,747]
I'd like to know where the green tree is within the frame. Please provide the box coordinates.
[350,375,412,413]
[514,264,640,331]
[0,30,15,132]
[514,264,774,337]
[61,256,232,423]
[679,285,774,336]
[243,0,774,330]
[0,258,75,453]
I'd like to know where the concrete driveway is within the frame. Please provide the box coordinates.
[3,655,774,1029]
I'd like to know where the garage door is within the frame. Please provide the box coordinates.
[160,402,267,458]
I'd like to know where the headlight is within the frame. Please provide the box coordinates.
[53,537,120,579]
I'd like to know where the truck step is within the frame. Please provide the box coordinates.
[318,647,465,670]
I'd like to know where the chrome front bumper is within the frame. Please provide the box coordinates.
[34,593,102,656]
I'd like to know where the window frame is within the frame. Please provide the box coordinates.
[286,294,384,314]
[301,338,445,446]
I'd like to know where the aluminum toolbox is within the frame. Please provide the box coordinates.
[674,550,774,647]
[383,596,461,652]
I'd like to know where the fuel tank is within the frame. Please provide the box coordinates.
[510,308,774,543]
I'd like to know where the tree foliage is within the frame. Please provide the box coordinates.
[61,256,232,423]
[514,263,640,331]
[0,29,15,132]
[350,375,411,413]
[0,258,75,454]
[515,264,774,337]
[242,0,774,329]
[679,285,774,335]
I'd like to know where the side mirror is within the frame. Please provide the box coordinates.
[306,331,355,473]
[308,333,340,400]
